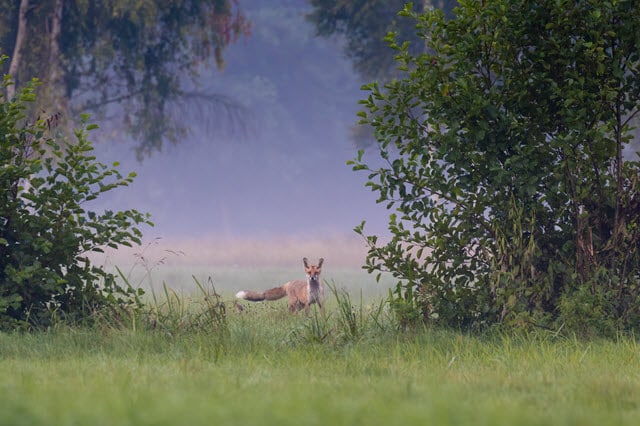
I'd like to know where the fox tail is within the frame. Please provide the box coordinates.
[236,286,286,302]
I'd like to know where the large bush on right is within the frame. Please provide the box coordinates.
[351,0,640,334]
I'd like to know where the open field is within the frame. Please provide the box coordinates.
[92,235,399,299]
[2,283,640,426]
[110,260,396,298]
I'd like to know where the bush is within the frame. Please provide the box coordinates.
[350,1,640,334]
[1,61,152,330]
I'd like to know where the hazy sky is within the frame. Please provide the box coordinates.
[90,0,391,249]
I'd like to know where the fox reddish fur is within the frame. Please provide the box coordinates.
[236,257,324,314]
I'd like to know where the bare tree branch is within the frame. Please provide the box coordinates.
[7,0,29,100]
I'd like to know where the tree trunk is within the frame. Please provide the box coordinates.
[48,0,67,115]
[7,0,30,100]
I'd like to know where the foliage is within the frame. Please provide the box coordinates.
[350,0,640,334]
[0,0,250,157]
[0,63,152,330]
[307,0,457,81]
[307,1,458,148]
[142,275,230,338]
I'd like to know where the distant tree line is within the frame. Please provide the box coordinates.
[0,0,250,158]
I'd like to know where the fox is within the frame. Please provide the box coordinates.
[235,257,324,314]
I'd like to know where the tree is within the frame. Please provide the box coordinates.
[307,1,458,149]
[307,0,458,81]
[350,0,640,334]
[1,59,152,329]
[0,0,250,158]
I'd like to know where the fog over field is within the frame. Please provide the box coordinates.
[89,0,391,275]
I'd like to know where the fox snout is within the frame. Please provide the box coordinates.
[307,267,321,279]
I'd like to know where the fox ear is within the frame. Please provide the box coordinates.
[303,257,309,268]
[318,258,324,268]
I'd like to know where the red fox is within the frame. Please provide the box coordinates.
[235,257,324,314]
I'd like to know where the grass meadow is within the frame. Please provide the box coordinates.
[2,239,640,426]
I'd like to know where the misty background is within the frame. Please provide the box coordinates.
[87,0,392,279]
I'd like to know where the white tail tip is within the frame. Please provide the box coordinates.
[236,291,247,299]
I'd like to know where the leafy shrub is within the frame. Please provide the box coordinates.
[1,61,152,330]
[350,1,640,334]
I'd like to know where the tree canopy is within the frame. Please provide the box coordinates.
[0,0,250,158]
[307,0,458,81]
[307,1,458,148]
[351,0,640,334]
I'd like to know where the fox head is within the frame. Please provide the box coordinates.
[303,257,324,282]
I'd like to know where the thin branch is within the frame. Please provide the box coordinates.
[7,0,30,100]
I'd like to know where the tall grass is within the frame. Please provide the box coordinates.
[1,278,640,425]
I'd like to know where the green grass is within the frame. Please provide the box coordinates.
[1,287,640,425]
